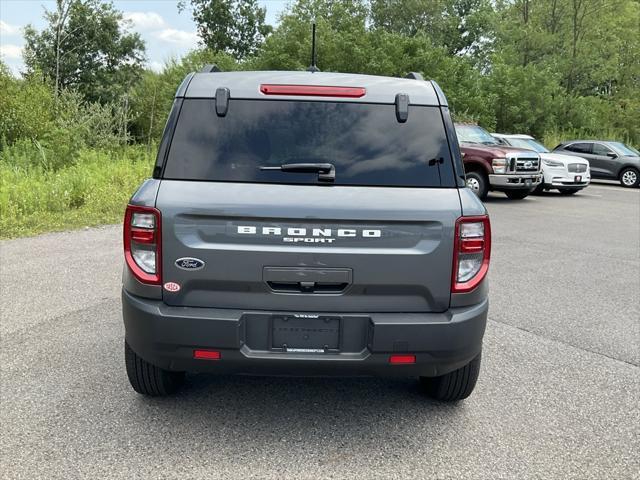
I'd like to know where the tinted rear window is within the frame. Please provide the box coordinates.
[566,143,592,154]
[163,99,454,187]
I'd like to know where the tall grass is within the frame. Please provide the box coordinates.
[0,145,153,239]
[542,128,638,151]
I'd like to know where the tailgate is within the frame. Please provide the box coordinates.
[157,181,461,313]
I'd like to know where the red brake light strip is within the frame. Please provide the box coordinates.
[260,84,366,98]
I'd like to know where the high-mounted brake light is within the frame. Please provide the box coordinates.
[260,84,366,98]
[452,215,491,293]
[124,205,162,285]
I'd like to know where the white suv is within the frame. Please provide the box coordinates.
[492,134,590,195]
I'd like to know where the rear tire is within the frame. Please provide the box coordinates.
[505,189,530,200]
[125,341,184,396]
[619,167,639,188]
[465,171,489,200]
[558,188,578,195]
[420,352,481,402]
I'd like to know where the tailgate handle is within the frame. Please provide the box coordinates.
[263,267,352,294]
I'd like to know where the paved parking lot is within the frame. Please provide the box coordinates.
[1,183,638,479]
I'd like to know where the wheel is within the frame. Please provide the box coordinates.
[619,168,639,188]
[465,171,489,200]
[558,188,578,195]
[504,189,530,200]
[533,182,545,195]
[420,352,481,402]
[125,341,184,396]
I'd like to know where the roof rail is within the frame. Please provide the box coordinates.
[405,72,424,81]
[200,64,221,73]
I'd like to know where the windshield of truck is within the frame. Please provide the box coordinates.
[505,138,549,153]
[163,99,455,187]
[610,142,639,156]
[455,125,500,145]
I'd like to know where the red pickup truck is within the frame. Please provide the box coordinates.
[455,124,542,200]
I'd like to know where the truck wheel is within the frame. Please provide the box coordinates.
[420,352,481,402]
[465,172,488,200]
[505,189,530,200]
[619,168,639,188]
[125,341,184,396]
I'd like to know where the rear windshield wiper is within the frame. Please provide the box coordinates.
[260,163,335,182]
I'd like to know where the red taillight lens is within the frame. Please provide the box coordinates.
[194,350,221,360]
[124,205,161,285]
[389,354,416,364]
[259,84,366,98]
[452,215,491,293]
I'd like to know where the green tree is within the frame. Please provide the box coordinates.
[370,0,495,57]
[23,0,146,104]
[178,0,273,60]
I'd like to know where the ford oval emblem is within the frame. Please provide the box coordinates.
[175,257,205,271]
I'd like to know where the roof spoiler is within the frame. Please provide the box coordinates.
[200,64,221,73]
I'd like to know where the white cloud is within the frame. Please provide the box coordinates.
[122,11,167,31]
[153,28,199,47]
[0,44,22,59]
[0,20,21,36]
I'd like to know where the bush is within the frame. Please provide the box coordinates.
[0,145,153,238]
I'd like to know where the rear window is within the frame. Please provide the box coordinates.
[163,99,455,187]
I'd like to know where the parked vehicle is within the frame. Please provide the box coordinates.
[454,124,542,200]
[553,141,640,188]
[492,134,590,195]
[122,68,490,402]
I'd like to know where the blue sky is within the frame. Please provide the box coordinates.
[0,0,289,76]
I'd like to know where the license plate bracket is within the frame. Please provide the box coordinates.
[271,315,340,352]
[575,175,582,182]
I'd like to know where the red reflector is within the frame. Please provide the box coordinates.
[193,350,221,360]
[389,354,416,364]
[461,238,484,253]
[260,84,366,98]
[131,228,154,243]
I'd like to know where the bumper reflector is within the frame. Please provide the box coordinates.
[194,350,221,360]
[389,354,416,364]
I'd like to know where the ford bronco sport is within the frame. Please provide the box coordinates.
[122,68,490,402]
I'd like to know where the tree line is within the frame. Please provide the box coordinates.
[1,0,638,171]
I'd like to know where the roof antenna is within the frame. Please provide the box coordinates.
[307,23,319,72]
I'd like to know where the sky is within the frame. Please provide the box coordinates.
[0,0,288,76]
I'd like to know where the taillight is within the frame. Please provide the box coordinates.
[124,205,161,285]
[259,84,366,98]
[452,215,491,293]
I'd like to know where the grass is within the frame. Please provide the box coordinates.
[0,146,154,239]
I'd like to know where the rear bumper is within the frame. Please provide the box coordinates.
[122,289,488,378]
[489,173,542,190]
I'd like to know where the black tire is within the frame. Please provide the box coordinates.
[420,352,481,402]
[533,182,545,195]
[505,189,530,200]
[465,171,489,200]
[619,167,639,188]
[558,188,578,195]
[125,341,184,396]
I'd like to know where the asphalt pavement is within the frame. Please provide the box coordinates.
[1,183,638,479]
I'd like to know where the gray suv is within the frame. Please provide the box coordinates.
[553,140,640,187]
[122,69,490,402]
